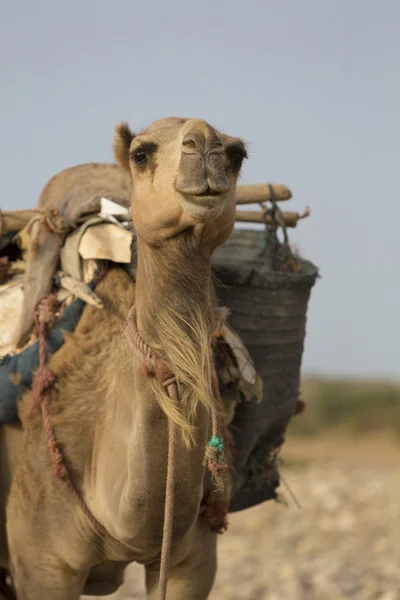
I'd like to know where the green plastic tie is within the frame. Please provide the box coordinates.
[207,435,224,451]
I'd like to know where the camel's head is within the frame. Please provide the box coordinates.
[113,117,247,248]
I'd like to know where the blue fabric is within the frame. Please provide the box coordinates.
[0,297,86,423]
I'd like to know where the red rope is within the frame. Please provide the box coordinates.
[30,294,111,538]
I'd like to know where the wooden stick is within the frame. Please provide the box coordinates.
[0,209,42,234]
[235,210,299,227]
[235,183,292,205]
[56,271,104,309]
[0,182,293,236]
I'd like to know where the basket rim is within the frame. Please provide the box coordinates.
[213,259,319,289]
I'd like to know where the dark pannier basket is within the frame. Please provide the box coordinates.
[213,227,319,511]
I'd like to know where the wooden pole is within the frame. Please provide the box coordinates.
[0,182,294,236]
[0,209,42,234]
[235,183,292,205]
[235,210,299,227]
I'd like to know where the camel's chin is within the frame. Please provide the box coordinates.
[181,196,227,223]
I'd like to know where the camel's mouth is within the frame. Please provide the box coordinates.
[184,187,225,206]
[195,188,222,198]
[180,191,228,221]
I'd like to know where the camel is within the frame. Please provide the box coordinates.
[0,116,248,599]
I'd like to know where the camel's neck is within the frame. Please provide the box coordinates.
[135,234,215,348]
[93,235,216,555]
[133,233,217,452]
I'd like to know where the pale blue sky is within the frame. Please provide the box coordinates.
[1,0,399,379]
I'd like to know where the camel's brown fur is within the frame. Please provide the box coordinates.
[113,123,135,171]
[0,117,247,599]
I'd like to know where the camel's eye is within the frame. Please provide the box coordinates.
[130,142,158,168]
[132,150,147,166]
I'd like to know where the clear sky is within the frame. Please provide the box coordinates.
[1,0,399,380]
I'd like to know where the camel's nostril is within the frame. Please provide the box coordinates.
[181,134,205,154]
[182,138,197,150]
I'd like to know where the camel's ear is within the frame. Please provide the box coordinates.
[113,122,135,171]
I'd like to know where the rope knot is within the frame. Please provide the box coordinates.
[37,292,59,327]
[140,356,175,386]
[43,208,69,238]
[49,440,69,484]
[204,442,229,491]
[207,460,229,478]
[142,358,156,378]
[37,366,56,392]
[29,366,56,418]
[27,209,69,257]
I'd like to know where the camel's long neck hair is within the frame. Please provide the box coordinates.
[133,232,220,446]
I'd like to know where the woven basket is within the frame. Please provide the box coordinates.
[213,228,319,511]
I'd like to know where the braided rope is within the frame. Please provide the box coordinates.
[30,294,112,538]
[157,415,176,599]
